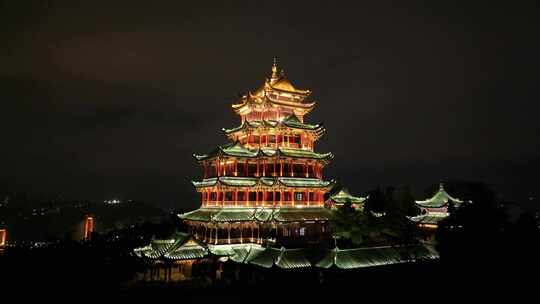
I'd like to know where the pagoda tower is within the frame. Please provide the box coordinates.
[180,61,335,247]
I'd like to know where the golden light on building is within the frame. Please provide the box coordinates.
[0,229,6,247]
[84,216,94,240]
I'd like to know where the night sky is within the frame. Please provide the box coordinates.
[2,1,539,209]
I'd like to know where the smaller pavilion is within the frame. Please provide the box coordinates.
[411,183,467,228]
[325,188,366,209]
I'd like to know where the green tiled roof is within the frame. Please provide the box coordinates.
[194,141,258,161]
[192,177,334,188]
[179,207,330,223]
[133,232,207,260]
[254,208,274,221]
[135,235,439,269]
[409,213,448,225]
[272,207,331,222]
[416,183,464,208]
[164,246,207,260]
[222,114,323,134]
[212,209,256,222]
[219,177,259,187]
[194,142,333,162]
[180,209,216,221]
[278,177,334,188]
[278,148,333,160]
[315,244,439,269]
[247,247,280,268]
[275,248,312,269]
[260,177,276,186]
[330,188,366,204]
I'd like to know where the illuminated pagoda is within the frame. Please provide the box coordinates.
[133,61,439,279]
[410,183,466,228]
[325,188,366,209]
[180,60,335,247]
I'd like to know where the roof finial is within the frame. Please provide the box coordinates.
[271,57,278,79]
[439,182,445,191]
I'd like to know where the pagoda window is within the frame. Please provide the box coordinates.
[267,192,274,203]
[237,163,245,177]
[258,191,263,202]
[268,134,276,144]
[284,192,292,202]
[294,192,304,202]
[248,191,257,202]
[252,135,260,145]
[225,191,233,202]
[283,163,291,176]
[274,191,281,203]
[248,163,257,176]
[210,192,217,201]
[308,192,315,202]
[293,163,304,176]
[210,164,217,177]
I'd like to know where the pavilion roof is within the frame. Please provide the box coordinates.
[133,232,208,260]
[134,236,439,270]
[179,207,331,223]
[329,188,367,204]
[191,176,335,189]
[415,183,464,208]
[409,213,449,225]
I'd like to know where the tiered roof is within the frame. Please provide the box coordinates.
[224,114,324,134]
[193,141,333,162]
[179,207,332,223]
[192,177,335,188]
[231,63,316,115]
[328,188,367,205]
[133,232,207,260]
[415,183,464,208]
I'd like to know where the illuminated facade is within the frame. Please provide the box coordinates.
[84,215,94,240]
[0,228,6,247]
[180,61,335,247]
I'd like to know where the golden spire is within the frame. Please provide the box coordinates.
[271,57,278,80]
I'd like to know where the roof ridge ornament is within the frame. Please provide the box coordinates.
[271,57,279,82]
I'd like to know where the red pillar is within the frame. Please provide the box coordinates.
[290,159,294,177]
[256,160,260,177]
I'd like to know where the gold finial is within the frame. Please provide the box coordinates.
[271,57,278,78]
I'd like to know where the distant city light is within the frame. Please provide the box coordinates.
[105,199,122,205]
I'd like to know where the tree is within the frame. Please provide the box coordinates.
[330,200,366,247]
[363,187,387,214]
